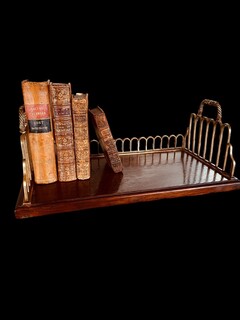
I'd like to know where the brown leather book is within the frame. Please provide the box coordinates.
[21,80,58,184]
[89,106,123,173]
[72,93,91,180]
[49,82,77,182]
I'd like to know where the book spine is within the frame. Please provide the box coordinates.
[49,82,77,182]
[72,93,91,180]
[21,80,58,184]
[89,107,123,173]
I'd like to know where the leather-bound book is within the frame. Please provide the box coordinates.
[49,82,77,182]
[21,80,58,184]
[89,106,123,173]
[72,93,91,180]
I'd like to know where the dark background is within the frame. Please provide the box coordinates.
[1,6,239,313]
[3,5,240,234]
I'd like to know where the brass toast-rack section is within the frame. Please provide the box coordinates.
[185,99,235,178]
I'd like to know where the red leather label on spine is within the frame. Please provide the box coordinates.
[25,104,50,120]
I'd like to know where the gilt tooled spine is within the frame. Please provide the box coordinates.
[49,82,77,182]
[89,106,123,173]
[72,93,91,180]
[21,80,58,184]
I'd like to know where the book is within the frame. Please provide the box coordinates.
[21,80,58,184]
[89,106,123,173]
[72,93,91,180]
[49,82,77,182]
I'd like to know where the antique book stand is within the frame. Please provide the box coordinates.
[15,99,240,219]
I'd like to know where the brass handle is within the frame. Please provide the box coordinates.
[197,99,222,123]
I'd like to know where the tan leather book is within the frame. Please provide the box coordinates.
[49,82,77,182]
[21,80,58,184]
[72,93,91,180]
[89,106,123,173]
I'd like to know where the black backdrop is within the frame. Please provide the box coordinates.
[4,6,240,234]
[2,8,240,312]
